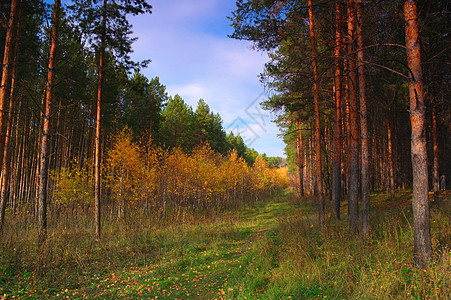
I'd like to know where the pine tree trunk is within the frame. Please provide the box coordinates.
[94,51,103,239]
[38,0,60,244]
[356,0,370,238]
[347,0,359,233]
[9,96,21,212]
[432,106,439,203]
[16,113,26,210]
[308,0,325,226]
[341,17,351,200]
[344,59,350,199]
[35,91,46,218]
[95,0,107,239]
[404,0,431,268]
[0,12,21,234]
[387,120,395,201]
[0,0,19,173]
[8,96,21,212]
[332,0,343,221]
[296,119,304,197]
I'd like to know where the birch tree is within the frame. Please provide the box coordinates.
[70,0,152,238]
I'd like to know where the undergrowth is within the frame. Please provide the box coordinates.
[0,190,449,299]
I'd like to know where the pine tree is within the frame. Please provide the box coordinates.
[69,0,152,238]
[38,0,61,244]
[404,0,431,268]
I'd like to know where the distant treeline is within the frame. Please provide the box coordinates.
[0,0,285,237]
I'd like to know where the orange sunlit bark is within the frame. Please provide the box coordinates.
[38,0,60,244]
[308,0,325,226]
[332,0,343,221]
[404,0,431,268]
[347,0,359,233]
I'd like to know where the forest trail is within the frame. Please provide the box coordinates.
[75,197,297,299]
[4,191,449,299]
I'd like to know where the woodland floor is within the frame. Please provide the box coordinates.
[0,190,450,299]
[47,199,295,299]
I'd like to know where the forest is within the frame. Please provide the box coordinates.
[0,0,450,299]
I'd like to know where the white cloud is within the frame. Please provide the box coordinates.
[166,83,207,105]
[128,0,285,157]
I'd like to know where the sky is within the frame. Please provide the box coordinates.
[128,0,286,157]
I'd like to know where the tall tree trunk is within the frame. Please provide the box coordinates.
[347,0,359,233]
[38,0,60,244]
[0,10,21,234]
[78,117,86,169]
[387,120,395,201]
[35,91,46,218]
[0,0,19,173]
[9,95,21,212]
[308,0,325,226]
[95,0,107,239]
[296,119,304,197]
[356,0,369,238]
[431,105,439,203]
[344,51,351,199]
[404,0,431,268]
[15,112,26,209]
[332,0,343,221]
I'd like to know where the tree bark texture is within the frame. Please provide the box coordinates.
[95,0,107,239]
[38,0,60,244]
[404,0,431,268]
[0,9,21,234]
[387,121,395,201]
[94,52,103,239]
[332,0,343,221]
[296,119,304,197]
[347,0,359,233]
[308,0,325,226]
[432,106,439,203]
[0,0,20,174]
[35,91,46,218]
[356,0,369,238]
[344,48,351,199]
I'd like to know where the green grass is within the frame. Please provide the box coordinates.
[0,190,450,299]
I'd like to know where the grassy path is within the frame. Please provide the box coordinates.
[2,191,449,299]
[65,200,295,299]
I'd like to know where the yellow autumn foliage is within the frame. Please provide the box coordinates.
[52,129,289,216]
[50,160,94,208]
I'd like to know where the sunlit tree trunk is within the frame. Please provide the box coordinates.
[356,0,369,238]
[347,0,359,233]
[94,51,103,238]
[308,0,325,226]
[344,52,351,199]
[9,95,21,212]
[35,91,46,218]
[387,120,395,201]
[404,0,431,268]
[0,0,20,173]
[94,0,107,239]
[38,0,60,244]
[0,11,21,234]
[296,119,304,197]
[332,0,343,221]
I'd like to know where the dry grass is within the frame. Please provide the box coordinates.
[0,190,449,299]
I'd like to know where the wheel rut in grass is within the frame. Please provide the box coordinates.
[80,200,294,299]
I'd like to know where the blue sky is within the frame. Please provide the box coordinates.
[128,0,286,157]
